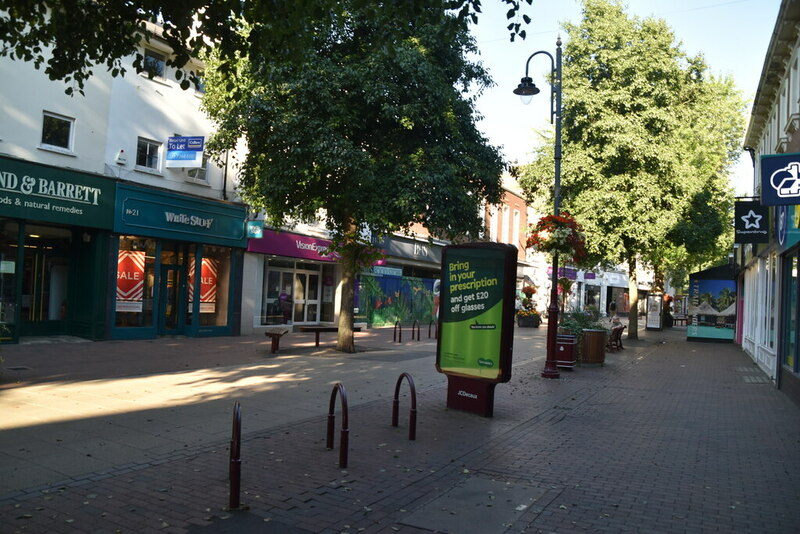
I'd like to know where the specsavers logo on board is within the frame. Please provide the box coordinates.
[761,153,800,206]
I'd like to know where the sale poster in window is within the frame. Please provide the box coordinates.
[189,257,217,313]
[116,250,145,312]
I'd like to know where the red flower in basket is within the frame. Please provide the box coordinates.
[526,212,587,264]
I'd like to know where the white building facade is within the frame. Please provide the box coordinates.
[0,25,248,342]
[741,0,800,403]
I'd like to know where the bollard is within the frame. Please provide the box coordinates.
[428,320,438,339]
[392,373,418,440]
[326,382,350,468]
[229,401,242,510]
[411,320,420,341]
[393,320,402,343]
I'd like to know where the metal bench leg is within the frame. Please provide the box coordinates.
[315,332,321,347]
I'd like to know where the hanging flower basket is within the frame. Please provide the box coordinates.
[526,212,587,264]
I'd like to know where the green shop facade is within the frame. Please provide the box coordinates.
[0,155,247,342]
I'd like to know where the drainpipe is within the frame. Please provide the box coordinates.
[222,150,229,201]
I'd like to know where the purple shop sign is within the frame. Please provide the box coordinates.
[547,266,578,280]
[247,229,340,262]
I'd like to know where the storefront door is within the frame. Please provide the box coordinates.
[19,226,71,336]
[158,265,184,334]
[293,271,321,324]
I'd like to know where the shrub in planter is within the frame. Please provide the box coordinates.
[559,311,608,360]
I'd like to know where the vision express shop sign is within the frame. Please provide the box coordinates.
[436,243,516,383]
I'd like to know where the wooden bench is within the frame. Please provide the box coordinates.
[606,325,626,352]
[299,325,362,347]
[264,327,291,353]
[672,314,687,326]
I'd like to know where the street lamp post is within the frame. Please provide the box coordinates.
[514,38,562,379]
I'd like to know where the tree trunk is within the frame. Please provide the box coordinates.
[627,255,639,340]
[652,266,664,294]
[336,246,357,353]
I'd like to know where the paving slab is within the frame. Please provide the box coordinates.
[399,476,548,533]
[2,324,800,534]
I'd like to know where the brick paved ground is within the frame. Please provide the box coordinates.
[2,327,800,533]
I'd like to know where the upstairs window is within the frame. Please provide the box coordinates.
[136,137,161,170]
[41,112,74,151]
[187,155,209,182]
[143,49,166,80]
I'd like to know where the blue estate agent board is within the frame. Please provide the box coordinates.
[166,136,204,168]
[114,184,247,247]
[761,153,800,205]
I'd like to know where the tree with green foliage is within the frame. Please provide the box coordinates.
[519,0,744,339]
[0,0,534,94]
[202,4,503,352]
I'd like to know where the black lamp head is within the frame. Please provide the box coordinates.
[513,77,540,97]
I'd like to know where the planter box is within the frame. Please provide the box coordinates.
[517,315,541,328]
[581,329,607,365]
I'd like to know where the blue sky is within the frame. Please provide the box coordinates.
[470,0,781,196]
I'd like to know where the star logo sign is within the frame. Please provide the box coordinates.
[740,210,762,229]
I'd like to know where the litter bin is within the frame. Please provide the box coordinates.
[582,329,607,365]
[556,334,577,369]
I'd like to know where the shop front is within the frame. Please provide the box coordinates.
[246,229,339,328]
[0,155,116,342]
[774,204,800,405]
[112,184,246,339]
[358,235,444,327]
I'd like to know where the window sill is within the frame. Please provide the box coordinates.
[134,165,163,177]
[138,73,171,88]
[185,177,211,187]
[37,145,76,157]
[785,113,800,135]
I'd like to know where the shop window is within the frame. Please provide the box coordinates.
[489,207,498,241]
[584,285,600,314]
[143,48,166,80]
[268,258,295,269]
[115,237,156,328]
[136,137,161,170]
[502,206,510,243]
[783,254,798,371]
[261,269,294,325]
[194,245,231,327]
[187,155,209,182]
[0,220,18,339]
[321,264,335,322]
[40,111,74,151]
[769,254,777,349]
[262,270,281,324]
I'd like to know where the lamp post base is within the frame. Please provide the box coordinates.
[541,290,561,379]
[541,367,560,379]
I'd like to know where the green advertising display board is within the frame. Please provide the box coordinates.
[436,243,516,383]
